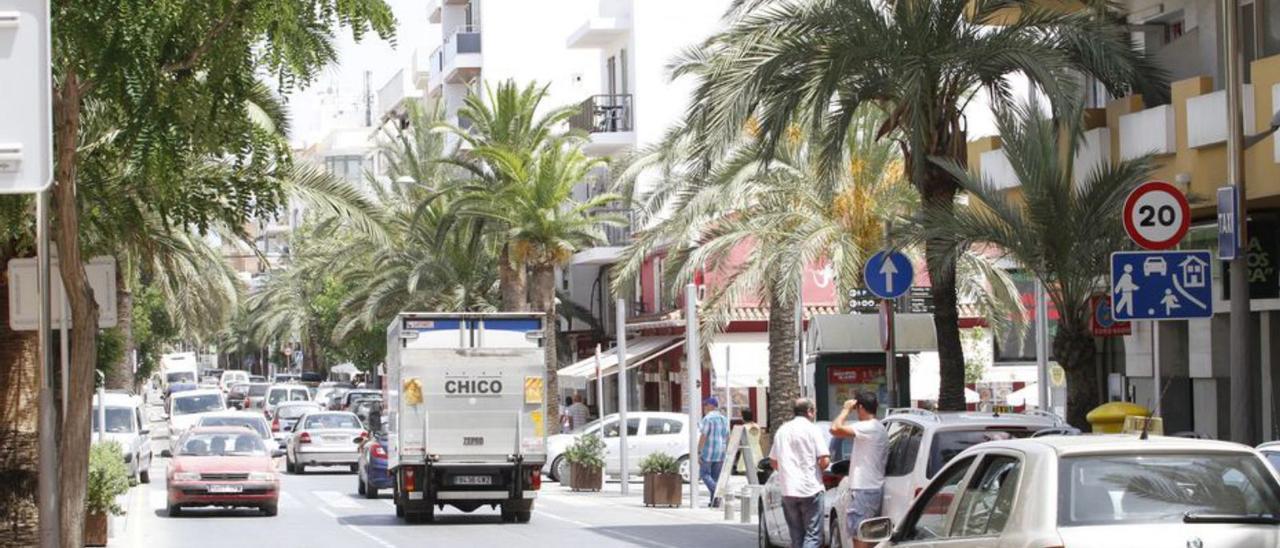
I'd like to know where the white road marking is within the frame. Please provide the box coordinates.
[279,491,303,509]
[313,489,362,509]
[315,505,396,548]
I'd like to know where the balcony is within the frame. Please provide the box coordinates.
[411,48,431,90]
[426,46,443,97]
[427,0,441,23]
[442,26,481,84]
[567,0,631,49]
[569,94,636,156]
[1186,85,1256,148]
[377,69,411,119]
[1118,105,1174,160]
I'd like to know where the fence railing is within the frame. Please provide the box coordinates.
[569,94,634,133]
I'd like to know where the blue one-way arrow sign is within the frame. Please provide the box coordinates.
[1110,250,1213,320]
[865,250,913,299]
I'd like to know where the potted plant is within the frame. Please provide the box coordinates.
[85,442,130,546]
[564,434,604,492]
[639,452,682,507]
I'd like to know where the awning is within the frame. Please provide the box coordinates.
[557,336,685,388]
[807,314,938,354]
[330,363,359,375]
[709,332,770,388]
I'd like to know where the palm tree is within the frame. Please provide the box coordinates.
[672,0,1167,410]
[920,101,1153,427]
[455,143,623,420]
[438,80,581,311]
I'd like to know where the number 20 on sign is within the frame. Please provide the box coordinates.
[1123,181,1190,250]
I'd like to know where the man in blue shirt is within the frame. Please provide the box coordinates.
[698,397,730,507]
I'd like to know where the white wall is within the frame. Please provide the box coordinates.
[476,0,599,111]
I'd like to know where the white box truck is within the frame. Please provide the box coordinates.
[385,313,548,523]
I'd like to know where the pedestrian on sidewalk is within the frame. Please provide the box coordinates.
[560,396,575,433]
[568,393,592,430]
[770,398,830,548]
[697,396,729,507]
[830,392,888,548]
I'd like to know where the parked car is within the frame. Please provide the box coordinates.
[356,431,392,499]
[164,382,198,409]
[854,435,1280,548]
[337,389,380,411]
[350,397,383,427]
[285,411,366,474]
[226,383,251,410]
[92,392,153,484]
[270,401,325,448]
[828,408,1064,544]
[263,384,312,418]
[1259,441,1280,473]
[194,411,274,447]
[241,382,271,411]
[758,421,848,548]
[315,382,354,406]
[248,375,266,383]
[544,412,689,482]
[166,426,283,517]
[219,370,250,394]
[166,389,226,454]
[324,389,350,411]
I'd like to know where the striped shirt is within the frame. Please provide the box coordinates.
[568,402,591,430]
[699,410,730,463]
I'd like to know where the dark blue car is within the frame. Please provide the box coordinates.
[357,433,392,498]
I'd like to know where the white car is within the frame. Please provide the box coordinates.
[544,412,690,482]
[1259,441,1280,473]
[263,384,313,418]
[92,392,153,484]
[757,421,848,548]
[827,408,1065,546]
[285,411,366,474]
[219,370,250,394]
[854,435,1280,548]
[194,411,274,447]
[166,389,226,453]
[270,401,325,448]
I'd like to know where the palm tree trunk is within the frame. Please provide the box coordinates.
[766,292,799,435]
[1055,319,1099,429]
[922,163,966,411]
[529,264,559,421]
[108,259,134,390]
[499,244,527,312]
[53,71,98,548]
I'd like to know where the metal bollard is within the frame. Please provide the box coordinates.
[738,488,753,523]
[723,493,734,520]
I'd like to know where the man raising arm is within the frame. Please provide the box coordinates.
[830,392,888,548]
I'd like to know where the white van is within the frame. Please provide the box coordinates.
[93,392,153,484]
[166,389,226,454]
[219,370,250,393]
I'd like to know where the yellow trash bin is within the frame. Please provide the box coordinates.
[1085,401,1151,434]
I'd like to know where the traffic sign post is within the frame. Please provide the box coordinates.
[1123,181,1190,250]
[0,0,53,193]
[1218,186,1240,260]
[864,250,914,299]
[1110,251,1213,321]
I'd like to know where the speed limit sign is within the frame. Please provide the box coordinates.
[1123,181,1189,250]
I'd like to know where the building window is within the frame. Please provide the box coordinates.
[653,256,664,313]
[324,155,364,183]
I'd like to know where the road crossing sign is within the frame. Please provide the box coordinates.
[864,250,913,299]
[1110,251,1213,320]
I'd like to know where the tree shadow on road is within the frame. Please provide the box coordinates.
[585,524,754,548]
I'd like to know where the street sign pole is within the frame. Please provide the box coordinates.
[35,190,59,548]
[1223,0,1256,445]
[685,284,701,509]
[1151,322,1161,416]
[1034,280,1050,412]
[882,300,897,407]
[615,298,629,495]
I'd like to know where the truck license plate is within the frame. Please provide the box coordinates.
[454,475,492,486]
[208,484,243,494]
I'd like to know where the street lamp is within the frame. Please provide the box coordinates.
[1243,110,1280,150]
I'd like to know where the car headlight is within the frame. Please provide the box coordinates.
[248,472,276,481]
[172,472,200,481]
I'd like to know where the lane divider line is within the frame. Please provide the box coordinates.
[315,505,396,548]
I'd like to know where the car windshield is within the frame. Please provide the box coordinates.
[248,384,269,396]
[267,389,291,405]
[197,417,269,439]
[278,405,319,420]
[1058,453,1280,526]
[1265,452,1280,473]
[303,414,361,430]
[166,372,195,384]
[91,407,135,433]
[291,389,311,401]
[927,428,1037,477]
[172,394,223,415]
[177,432,267,457]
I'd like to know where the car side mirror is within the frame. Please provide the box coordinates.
[160,449,172,458]
[829,459,850,476]
[139,428,151,436]
[856,516,894,543]
[271,449,285,458]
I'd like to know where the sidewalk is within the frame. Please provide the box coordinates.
[545,474,759,525]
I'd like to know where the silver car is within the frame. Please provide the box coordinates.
[855,435,1280,548]
[285,411,366,474]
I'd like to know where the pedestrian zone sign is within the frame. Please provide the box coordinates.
[1110,251,1213,321]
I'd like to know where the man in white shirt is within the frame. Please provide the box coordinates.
[831,391,888,548]
[770,398,830,548]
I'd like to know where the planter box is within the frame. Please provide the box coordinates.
[642,473,682,507]
[569,463,602,492]
[84,512,108,547]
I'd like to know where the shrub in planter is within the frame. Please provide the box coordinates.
[638,452,682,507]
[85,442,130,546]
[564,434,604,492]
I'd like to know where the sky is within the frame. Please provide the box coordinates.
[285,0,436,148]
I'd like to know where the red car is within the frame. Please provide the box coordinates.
[167,426,283,516]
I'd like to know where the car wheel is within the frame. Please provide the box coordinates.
[285,457,295,474]
[365,484,378,499]
[297,463,306,474]
[139,466,151,484]
[550,456,566,482]
[357,476,366,495]
[514,511,531,523]
[677,456,690,483]
[167,503,182,517]
[262,503,278,517]
[395,502,404,518]
[350,464,359,473]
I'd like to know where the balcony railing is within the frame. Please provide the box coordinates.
[594,207,632,246]
[569,94,633,134]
